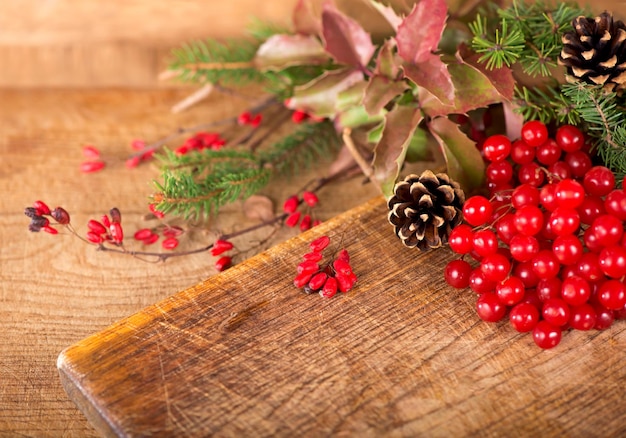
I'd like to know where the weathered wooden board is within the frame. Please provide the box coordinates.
[58,196,626,437]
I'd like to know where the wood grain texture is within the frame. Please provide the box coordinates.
[58,196,626,437]
[0,88,378,436]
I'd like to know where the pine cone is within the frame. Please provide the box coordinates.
[558,11,626,92]
[387,170,465,250]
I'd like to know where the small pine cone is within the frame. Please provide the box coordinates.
[388,170,465,250]
[558,11,626,92]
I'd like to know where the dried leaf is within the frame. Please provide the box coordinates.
[243,195,275,222]
[403,55,454,105]
[396,0,448,64]
[372,104,424,196]
[362,75,408,115]
[321,2,376,68]
[429,116,485,193]
[255,34,328,70]
[457,45,515,100]
[368,0,403,31]
[293,0,322,35]
[328,144,357,175]
[286,68,364,117]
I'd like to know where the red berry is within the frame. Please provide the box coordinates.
[548,207,580,236]
[149,204,165,219]
[237,111,252,125]
[496,276,525,306]
[310,236,330,252]
[444,259,472,289]
[598,245,626,278]
[535,139,562,165]
[518,162,545,187]
[250,114,263,127]
[568,303,597,330]
[482,134,511,162]
[211,239,234,256]
[476,292,507,322]
[163,226,184,238]
[448,224,474,254]
[561,275,591,306]
[300,214,312,231]
[134,228,154,241]
[510,234,540,262]
[469,268,497,294]
[297,260,320,275]
[592,303,615,330]
[321,277,338,298]
[302,191,319,207]
[303,251,323,262]
[292,110,309,124]
[109,222,124,243]
[532,250,560,279]
[513,260,541,288]
[308,272,327,291]
[555,124,584,152]
[551,234,583,266]
[285,211,301,227]
[555,179,585,209]
[86,231,104,244]
[542,298,571,326]
[576,252,605,283]
[336,273,355,293]
[333,258,353,276]
[514,205,544,236]
[462,196,492,227]
[82,145,101,159]
[537,277,562,302]
[109,208,122,224]
[486,161,514,184]
[604,189,626,221]
[130,139,146,150]
[539,183,559,212]
[510,139,535,164]
[162,237,179,250]
[511,184,540,209]
[548,161,572,180]
[597,279,626,310]
[125,156,141,169]
[143,233,159,245]
[532,321,562,349]
[521,120,548,147]
[481,253,511,282]
[215,256,232,272]
[583,166,615,197]
[509,302,540,332]
[590,214,623,247]
[283,196,299,214]
[564,151,592,178]
[495,214,517,245]
[577,196,606,225]
[80,160,106,173]
[472,229,498,257]
[33,200,51,216]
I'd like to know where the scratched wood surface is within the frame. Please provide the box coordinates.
[58,196,626,437]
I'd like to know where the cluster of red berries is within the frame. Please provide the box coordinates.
[294,236,357,298]
[174,131,227,156]
[125,139,155,168]
[80,145,106,173]
[24,201,70,234]
[211,239,235,272]
[237,111,263,127]
[85,208,124,245]
[133,225,185,250]
[445,120,626,349]
[283,191,321,231]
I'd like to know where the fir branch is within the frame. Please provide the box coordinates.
[159,148,259,173]
[513,84,580,125]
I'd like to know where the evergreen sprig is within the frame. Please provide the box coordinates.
[470,0,586,77]
[153,121,341,219]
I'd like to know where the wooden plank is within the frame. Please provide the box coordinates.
[58,196,626,437]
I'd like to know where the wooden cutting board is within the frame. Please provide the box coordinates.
[57,196,626,437]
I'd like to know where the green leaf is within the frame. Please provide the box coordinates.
[372,104,424,197]
[402,55,454,105]
[286,68,364,118]
[254,34,329,70]
[429,116,485,193]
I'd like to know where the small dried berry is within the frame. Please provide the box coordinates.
[80,160,106,173]
[33,200,51,216]
[51,207,70,225]
[86,231,104,244]
[109,223,124,243]
[291,110,309,124]
[333,258,353,276]
[300,214,312,232]
[87,219,107,235]
[283,196,299,214]
[294,271,313,288]
[31,216,50,229]
[250,114,263,127]
[297,260,319,275]
[109,208,122,224]
[143,233,159,245]
[308,272,327,291]
[336,273,354,293]
[285,211,301,227]
[302,252,323,262]
[134,228,154,241]
[82,145,100,159]
[24,207,39,219]
[42,225,58,235]
[321,277,338,298]
[237,111,252,125]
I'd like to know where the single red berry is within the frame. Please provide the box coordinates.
[292,110,309,124]
[109,208,122,224]
[300,214,312,232]
[469,268,497,294]
[598,245,626,278]
[86,231,104,244]
[552,234,583,266]
[480,253,511,283]
[33,200,51,216]
[42,225,58,235]
[308,272,327,291]
[561,275,591,306]
[250,114,263,127]
[444,259,472,289]
[590,214,624,247]
[333,258,353,276]
[82,145,101,159]
[174,145,190,156]
[537,277,563,302]
[285,211,301,227]
[509,234,540,262]
[162,237,179,250]
[336,273,355,293]
[448,224,474,254]
[535,139,562,166]
[87,219,108,235]
[495,214,516,245]
[297,260,320,275]
[532,321,562,349]
[496,276,526,306]
[521,120,548,147]
[310,236,330,253]
[462,196,493,227]
[509,302,540,332]
[312,219,322,227]
[215,256,232,272]
[568,303,597,331]
[514,205,544,236]
[211,239,234,256]
[321,277,338,298]
[303,251,323,262]
[143,233,160,245]
[513,260,541,288]
[564,151,592,178]
[548,207,580,236]
[604,189,626,221]
[472,229,498,257]
[100,214,111,228]
[592,303,615,330]
[283,195,299,214]
[542,298,571,326]
[337,249,350,263]
[511,184,540,209]
[555,179,585,209]
[237,111,252,125]
[302,191,319,207]
[125,156,141,169]
[130,139,146,150]
[576,252,605,283]
[510,139,535,164]
[555,124,584,152]
[532,250,560,279]
[517,162,545,187]
[80,160,106,173]
[476,292,507,322]
[482,134,512,162]
[109,222,124,243]
[486,161,514,185]
[583,166,615,197]
[577,196,606,225]
[539,183,559,212]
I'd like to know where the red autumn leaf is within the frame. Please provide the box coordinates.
[372,104,424,196]
[255,34,328,70]
[292,0,322,36]
[321,3,376,68]
[396,0,448,64]
[402,55,454,105]
[457,44,515,100]
[373,39,399,79]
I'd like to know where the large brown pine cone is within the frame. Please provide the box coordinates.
[558,11,626,92]
[387,170,465,251]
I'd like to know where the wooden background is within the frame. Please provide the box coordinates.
[1,0,625,436]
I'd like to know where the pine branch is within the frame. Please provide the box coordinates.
[513,84,580,125]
